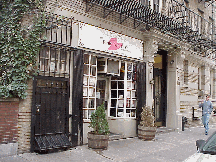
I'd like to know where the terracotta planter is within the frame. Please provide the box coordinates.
[87,132,109,149]
[138,125,157,141]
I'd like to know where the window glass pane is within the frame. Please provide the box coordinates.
[83,98,88,108]
[118,99,124,107]
[83,110,88,119]
[91,56,96,65]
[131,109,136,117]
[111,81,117,89]
[88,110,95,119]
[126,99,130,108]
[111,90,117,98]
[118,90,124,98]
[84,54,89,64]
[111,99,117,107]
[92,66,96,76]
[127,63,132,71]
[88,99,95,108]
[127,72,132,80]
[131,100,136,108]
[88,88,95,97]
[117,109,124,117]
[118,81,124,89]
[110,108,116,117]
[84,65,89,75]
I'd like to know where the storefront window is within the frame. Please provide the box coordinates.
[83,53,97,121]
[83,54,137,120]
[109,62,137,118]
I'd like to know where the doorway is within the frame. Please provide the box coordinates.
[96,77,108,109]
[153,50,167,127]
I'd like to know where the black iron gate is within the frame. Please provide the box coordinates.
[31,76,71,152]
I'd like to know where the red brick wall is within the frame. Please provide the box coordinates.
[0,99,19,144]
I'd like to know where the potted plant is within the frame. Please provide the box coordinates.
[138,105,156,140]
[88,103,110,149]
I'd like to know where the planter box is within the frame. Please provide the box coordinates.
[87,132,109,149]
[138,125,156,141]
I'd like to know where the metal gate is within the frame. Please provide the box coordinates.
[31,76,71,152]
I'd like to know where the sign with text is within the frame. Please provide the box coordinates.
[78,23,143,60]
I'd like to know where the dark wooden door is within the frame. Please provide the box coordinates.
[154,68,164,126]
[153,50,167,127]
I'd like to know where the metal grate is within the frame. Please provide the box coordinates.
[35,133,71,152]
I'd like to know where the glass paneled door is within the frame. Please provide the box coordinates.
[96,77,108,109]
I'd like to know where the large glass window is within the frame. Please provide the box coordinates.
[109,62,137,118]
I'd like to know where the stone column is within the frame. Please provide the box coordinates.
[166,48,183,131]
[201,65,206,98]
[201,65,211,97]
[212,68,216,107]
[143,38,158,108]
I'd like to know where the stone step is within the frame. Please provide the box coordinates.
[109,127,174,141]
[156,127,174,134]
[109,133,124,141]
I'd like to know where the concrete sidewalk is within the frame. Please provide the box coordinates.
[1,125,216,162]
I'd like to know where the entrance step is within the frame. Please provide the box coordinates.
[109,132,124,141]
[156,127,174,134]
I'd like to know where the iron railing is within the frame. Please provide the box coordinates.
[85,0,216,61]
[38,13,75,77]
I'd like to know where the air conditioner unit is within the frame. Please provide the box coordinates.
[97,58,121,76]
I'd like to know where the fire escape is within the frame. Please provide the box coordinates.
[85,0,216,61]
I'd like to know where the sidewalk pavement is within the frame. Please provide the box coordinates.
[1,125,216,162]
